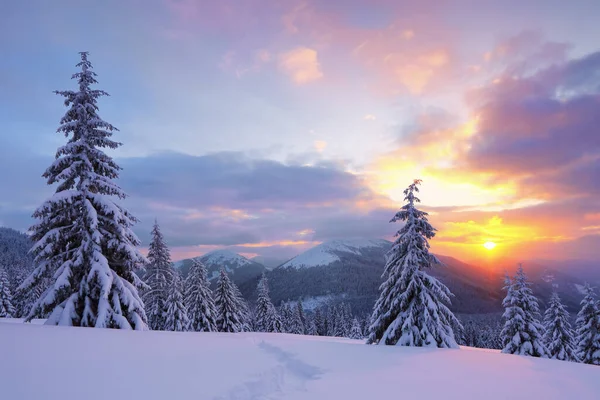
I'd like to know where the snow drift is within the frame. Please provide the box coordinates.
[1,320,598,400]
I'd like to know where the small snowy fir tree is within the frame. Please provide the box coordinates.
[500,265,548,357]
[349,317,363,339]
[297,300,306,327]
[254,273,281,333]
[164,273,189,332]
[314,308,325,336]
[215,269,246,333]
[0,269,15,318]
[289,302,305,334]
[333,305,347,337]
[575,284,600,365]
[231,278,251,332]
[143,221,174,331]
[184,258,218,332]
[367,180,460,347]
[305,315,318,336]
[280,302,293,333]
[20,52,147,329]
[543,290,577,362]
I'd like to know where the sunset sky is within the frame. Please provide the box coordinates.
[1,0,599,263]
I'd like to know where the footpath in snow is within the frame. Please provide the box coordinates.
[1,320,598,400]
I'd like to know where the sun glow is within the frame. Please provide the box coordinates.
[483,241,497,250]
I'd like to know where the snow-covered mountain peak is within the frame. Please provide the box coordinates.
[280,238,391,269]
[200,249,252,268]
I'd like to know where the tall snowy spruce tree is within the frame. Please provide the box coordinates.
[543,290,577,362]
[254,273,281,333]
[184,258,218,332]
[164,273,189,332]
[0,269,15,318]
[215,269,246,333]
[143,221,174,330]
[367,180,460,347]
[575,284,600,365]
[500,265,547,357]
[20,52,147,329]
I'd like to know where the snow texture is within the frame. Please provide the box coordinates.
[280,239,390,269]
[1,321,599,400]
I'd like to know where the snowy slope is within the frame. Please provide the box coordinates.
[1,322,598,400]
[280,239,391,269]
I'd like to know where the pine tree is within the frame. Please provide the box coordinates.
[164,273,189,332]
[0,269,15,318]
[297,300,306,327]
[305,314,318,335]
[349,317,363,339]
[334,305,347,337]
[231,278,250,332]
[215,269,246,333]
[184,258,218,332]
[314,308,325,336]
[543,290,577,361]
[500,265,548,357]
[280,302,292,333]
[143,221,174,331]
[254,273,281,332]
[326,304,336,336]
[289,301,305,334]
[367,180,460,347]
[20,52,147,329]
[575,284,600,365]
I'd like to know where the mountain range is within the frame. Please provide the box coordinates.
[1,225,594,317]
[176,238,594,316]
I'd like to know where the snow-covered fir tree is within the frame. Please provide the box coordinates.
[280,302,293,333]
[184,258,218,332]
[0,269,15,318]
[575,284,600,365]
[231,278,251,332]
[349,317,363,339]
[334,305,347,337]
[367,180,461,347]
[20,52,147,329]
[289,301,305,334]
[314,308,325,336]
[143,221,174,331]
[326,304,336,336]
[500,265,548,357]
[296,300,306,328]
[164,273,189,332]
[305,315,318,336]
[215,269,246,333]
[254,273,281,332]
[543,290,577,362]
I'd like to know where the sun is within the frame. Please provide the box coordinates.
[483,241,497,250]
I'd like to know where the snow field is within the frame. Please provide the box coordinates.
[1,321,598,400]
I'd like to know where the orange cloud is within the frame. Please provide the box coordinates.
[279,47,323,84]
[236,240,321,248]
[314,140,327,152]
[210,207,257,221]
